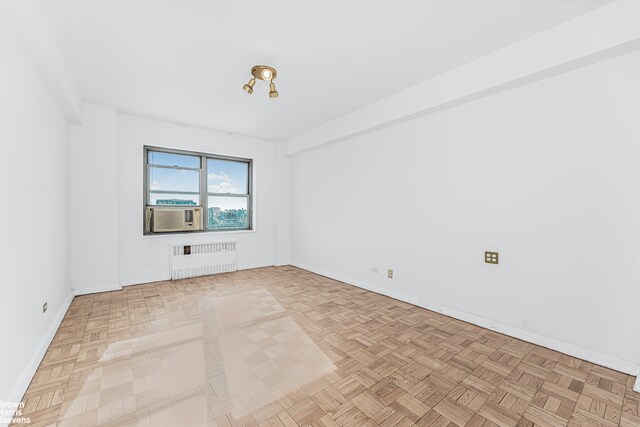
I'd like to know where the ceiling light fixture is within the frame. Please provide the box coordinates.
[243,65,278,98]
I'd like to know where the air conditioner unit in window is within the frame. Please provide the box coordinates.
[146,207,203,233]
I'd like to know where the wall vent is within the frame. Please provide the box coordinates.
[171,241,237,280]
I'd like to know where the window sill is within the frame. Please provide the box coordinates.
[143,229,255,237]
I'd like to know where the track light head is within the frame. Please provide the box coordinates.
[269,82,279,99]
[242,78,256,94]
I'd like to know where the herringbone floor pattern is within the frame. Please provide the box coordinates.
[11,266,640,427]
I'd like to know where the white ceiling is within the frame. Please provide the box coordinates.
[42,0,612,140]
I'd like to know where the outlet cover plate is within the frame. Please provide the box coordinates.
[485,251,499,264]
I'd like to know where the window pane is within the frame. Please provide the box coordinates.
[149,167,199,193]
[148,151,200,168]
[150,193,199,206]
[207,159,248,194]
[207,196,249,229]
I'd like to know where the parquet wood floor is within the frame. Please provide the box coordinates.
[11,266,640,427]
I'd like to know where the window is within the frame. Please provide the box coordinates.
[144,146,252,233]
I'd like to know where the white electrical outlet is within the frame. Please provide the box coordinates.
[387,269,393,279]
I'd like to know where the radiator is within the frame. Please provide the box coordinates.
[171,241,237,280]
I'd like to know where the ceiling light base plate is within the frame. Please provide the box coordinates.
[251,65,277,81]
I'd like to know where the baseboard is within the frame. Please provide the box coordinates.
[238,262,274,271]
[291,262,640,377]
[73,284,123,296]
[3,291,74,427]
[274,258,292,267]
[118,264,275,289]
[120,275,169,287]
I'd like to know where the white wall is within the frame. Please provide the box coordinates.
[0,0,82,123]
[275,140,292,265]
[70,104,119,294]
[117,114,278,285]
[290,50,640,372]
[0,18,73,411]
